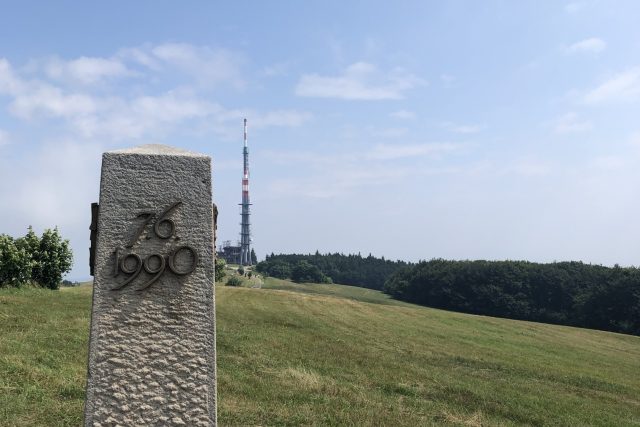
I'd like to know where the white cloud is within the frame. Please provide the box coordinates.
[553,112,593,133]
[442,122,484,134]
[0,129,9,146]
[151,43,245,89]
[0,58,24,95]
[367,142,457,160]
[249,110,312,128]
[272,165,416,198]
[10,85,98,120]
[43,56,133,85]
[584,67,640,104]
[263,143,461,200]
[72,92,220,140]
[295,62,426,100]
[0,52,309,142]
[566,38,606,54]
[369,127,409,139]
[390,110,416,120]
[117,47,162,71]
[0,58,102,119]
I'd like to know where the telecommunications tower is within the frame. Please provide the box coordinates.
[239,118,252,265]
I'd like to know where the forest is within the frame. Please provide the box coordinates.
[384,259,640,336]
[255,252,409,289]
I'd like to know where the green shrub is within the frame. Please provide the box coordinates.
[33,228,73,290]
[291,260,327,283]
[226,276,243,287]
[0,226,73,289]
[215,258,227,281]
[0,235,32,287]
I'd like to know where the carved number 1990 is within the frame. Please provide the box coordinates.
[111,202,198,291]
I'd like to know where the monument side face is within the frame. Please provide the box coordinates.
[84,145,216,426]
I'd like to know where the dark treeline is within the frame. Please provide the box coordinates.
[384,259,640,336]
[256,252,409,289]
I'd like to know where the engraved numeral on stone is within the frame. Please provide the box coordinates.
[126,213,154,248]
[111,253,142,290]
[137,254,167,291]
[154,201,182,239]
[168,245,198,275]
[113,247,120,277]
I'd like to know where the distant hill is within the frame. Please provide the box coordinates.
[1,281,639,425]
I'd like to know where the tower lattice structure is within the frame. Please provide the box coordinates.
[239,118,252,265]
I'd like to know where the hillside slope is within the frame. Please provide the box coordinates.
[1,283,639,426]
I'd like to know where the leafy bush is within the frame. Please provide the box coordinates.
[238,265,245,276]
[256,260,291,279]
[0,226,73,289]
[291,260,329,283]
[226,276,243,287]
[0,235,32,287]
[34,228,73,290]
[215,258,226,281]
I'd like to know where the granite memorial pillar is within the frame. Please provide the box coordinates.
[84,145,217,426]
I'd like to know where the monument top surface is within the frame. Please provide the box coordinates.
[108,144,207,157]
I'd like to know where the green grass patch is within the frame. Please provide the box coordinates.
[1,281,640,425]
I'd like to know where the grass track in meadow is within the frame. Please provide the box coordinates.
[1,282,640,425]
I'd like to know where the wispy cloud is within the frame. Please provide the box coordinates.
[584,67,640,104]
[553,112,592,133]
[0,52,309,142]
[42,56,134,85]
[249,110,312,128]
[442,122,484,134]
[0,58,24,94]
[0,129,9,146]
[149,43,245,89]
[389,110,416,120]
[566,37,606,54]
[369,127,409,139]
[295,62,426,100]
[367,142,457,160]
[263,142,462,199]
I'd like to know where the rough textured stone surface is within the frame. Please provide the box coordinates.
[84,145,216,426]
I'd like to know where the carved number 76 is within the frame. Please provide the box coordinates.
[126,201,182,248]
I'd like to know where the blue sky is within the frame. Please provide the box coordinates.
[1,1,640,280]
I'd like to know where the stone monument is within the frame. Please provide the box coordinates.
[84,145,217,426]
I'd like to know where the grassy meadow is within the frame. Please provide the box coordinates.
[1,278,640,426]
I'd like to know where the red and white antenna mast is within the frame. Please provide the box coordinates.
[239,118,252,265]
